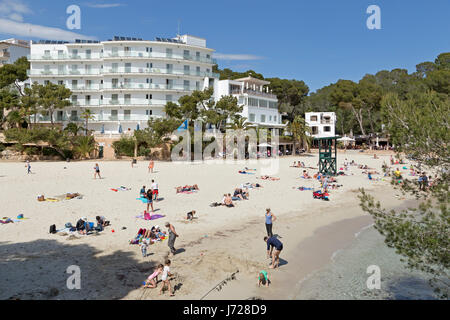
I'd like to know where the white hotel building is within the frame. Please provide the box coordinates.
[305,112,336,138]
[28,35,218,134]
[215,77,282,129]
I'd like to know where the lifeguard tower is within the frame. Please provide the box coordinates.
[315,136,339,176]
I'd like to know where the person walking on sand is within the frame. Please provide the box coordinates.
[26,160,31,174]
[148,159,154,173]
[159,259,175,296]
[165,222,179,256]
[264,236,283,269]
[93,163,101,179]
[265,208,276,237]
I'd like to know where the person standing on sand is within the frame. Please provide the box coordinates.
[165,222,179,255]
[94,163,101,179]
[148,159,154,173]
[26,160,31,174]
[264,236,283,269]
[159,259,175,296]
[265,208,276,237]
[151,179,159,201]
[145,187,154,212]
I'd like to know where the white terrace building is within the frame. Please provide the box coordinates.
[215,76,283,130]
[27,35,218,134]
[305,112,336,138]
[0,38,30,67]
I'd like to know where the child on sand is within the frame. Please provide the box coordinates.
[258,270,270,287]
[143,264,164,288]
[94,163,101,179]
[140,238,149,257]
[160,259,175,296]
[148,160,154,173]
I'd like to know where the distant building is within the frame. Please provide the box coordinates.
[0,38,30,66]
[305,112,336,138]
[215,76,283,130]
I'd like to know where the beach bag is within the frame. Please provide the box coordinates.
[144,212,151,220]
[38,195,45,202]
[49,224,56,234]
[65,222,73,228]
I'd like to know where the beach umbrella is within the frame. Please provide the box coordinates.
[258,143,272,147]
[118,124,123,134]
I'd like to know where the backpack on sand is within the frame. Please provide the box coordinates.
[49,224,56,234]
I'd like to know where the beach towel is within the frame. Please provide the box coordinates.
[297,187,313,191]
[45,198,59,202]
[239,171,255,174]
[177,190,197,194]
[135,214,165,221]
[137,197,151,203]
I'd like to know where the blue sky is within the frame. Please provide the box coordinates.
[0,0,449,92]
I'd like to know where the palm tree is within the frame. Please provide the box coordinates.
[288,115,312,153]
[81,108,95,136]
[64,122,85,136]
[73,135,96,159]
[226,116,250,130]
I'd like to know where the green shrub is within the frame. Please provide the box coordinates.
[112,137,135,157]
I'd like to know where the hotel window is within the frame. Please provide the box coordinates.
[166,94,173,102]
[269,115,272,121]
[196,52,200,61]
[274,116,277,123]
[124,94,131,104]
[184,80,190,90]
[71,80,78,89]
[44,80,50,85]
[206,68,210,74]
[85,64,92,74]
[196,81,200,90]
[249,113,255,122]
[44,65,50,74]
[71,95,78,104]
[146,47,152,53]
[312,126,318,135]
[206,54,210,59]
[166,48,173,57]
[124,110,131,120]
[166,79,173,89]
[196,66,200,76]
[112,78,119,88]
[111,47,118,57]
[85,95,91,105]
[166,64,173,73]
[71,49,78,58]
[184,65,190,75]
[57,50,64,58]
[58,65,64,75]
[260,114,266,123]
[324,126,331,132]
[71,110,78,120]
[248,97,259,107]
[86,49,91,58]
[111,110,118,120]
[146,110,153,116]
[44,50,50,58]
[111,94,118,103]
[57,80,63,85]
[259,99,268,108]
[147,63,153,69]
[125,63,131,73]
[310,115,318,122]
[146,94,153,100]
[183,50,190,58]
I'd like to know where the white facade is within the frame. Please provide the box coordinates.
[0,39,30,66]
[305,112,336,138]
[215,77,282,128]
[28,35,218,134]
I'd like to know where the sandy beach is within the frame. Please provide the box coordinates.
[0,151,420,300]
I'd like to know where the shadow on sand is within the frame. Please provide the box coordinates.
[0,239,155,300]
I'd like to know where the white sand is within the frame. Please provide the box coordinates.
[0,151,411,300]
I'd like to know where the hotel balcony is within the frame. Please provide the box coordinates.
[104,51,216,64]
[101,83,199,91]
[102,67,219,78]
[231,88,277,100]
[28,53,103,61]
[27,70,101,76]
